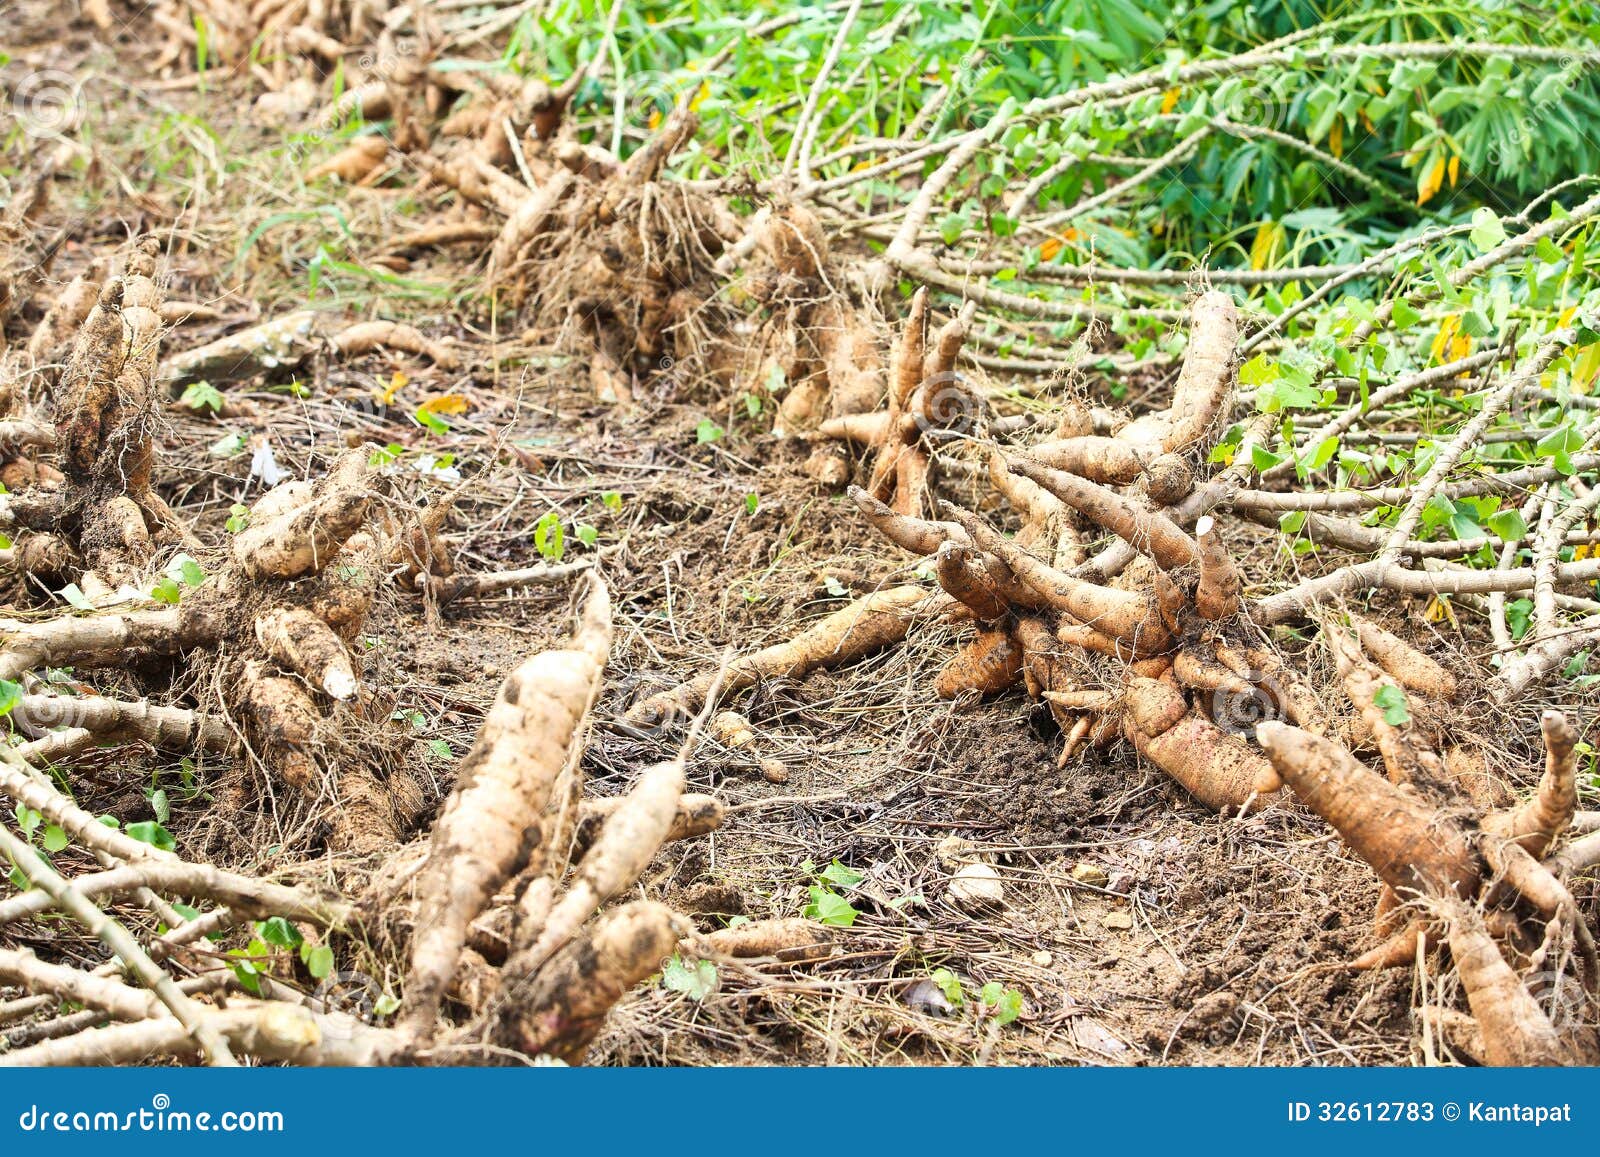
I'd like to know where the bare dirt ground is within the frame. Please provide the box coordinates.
[3,15,1595,1068]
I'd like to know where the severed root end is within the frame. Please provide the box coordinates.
[255,605,359,700]
[493,900,684,1063]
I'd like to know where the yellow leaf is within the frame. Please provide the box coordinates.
[1574,543,1595,561]
[1447,154,1460,187]
[1358,109,1376,132]
[1424,595,1458,627]
[1574,342,1600,393]
[419,393,470,416]
[1249,221,1283,272]
[1160,88,1181,114]
[1559,306,1579,327]
[1037,230,1079,261]
[648,108,662,130]
[1430,315,1462,364]
[1328,118,1343,159]
[378,370,408,405]
[689,81,710,112]
[1417,154,1446,206]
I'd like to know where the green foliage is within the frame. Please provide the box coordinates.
[921,967,1024,1027]
[231,918,334,992]
[801,858,863,926]
[125,820,176,852]
[180,380,225,413]
[534,511,565,561]
[1373,683,1411,726]
[661,955,718,1000]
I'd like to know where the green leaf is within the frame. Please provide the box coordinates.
[426,738,452,761]
[150,575,182,605]
[600,491,623,513]
[930,967,965,1006]
[148,788,171,824]
[0,678,22,716]
[303,945,335,980]
[1259,375,1322,412]
[1373,684,1410,726]
[533,511,565,562]
[1487,510,1527,541]
[1468,208,1508,253]
[1238,354,1278,387]
[258,916,304,949]
[575,524,599,547]
[41,824,68,853]
[804,886,859,927]
[1297,435,1340,476]
[1535,424,1583,457]
[232,963,262,995]
[979,982,1023,1026]
[661,955,718,1001]
[413,407,451,435]
[179,559,206,587]
[180,381,225,414]
[744,493,759,516]
[818,859,863,889]
[1250,445,1286,472]
[225,504,250,534]
[1507,598,1534,642]
[695,419,724,445]
[124,821,176,852]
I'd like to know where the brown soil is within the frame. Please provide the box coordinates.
[1,20,1592,1068]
